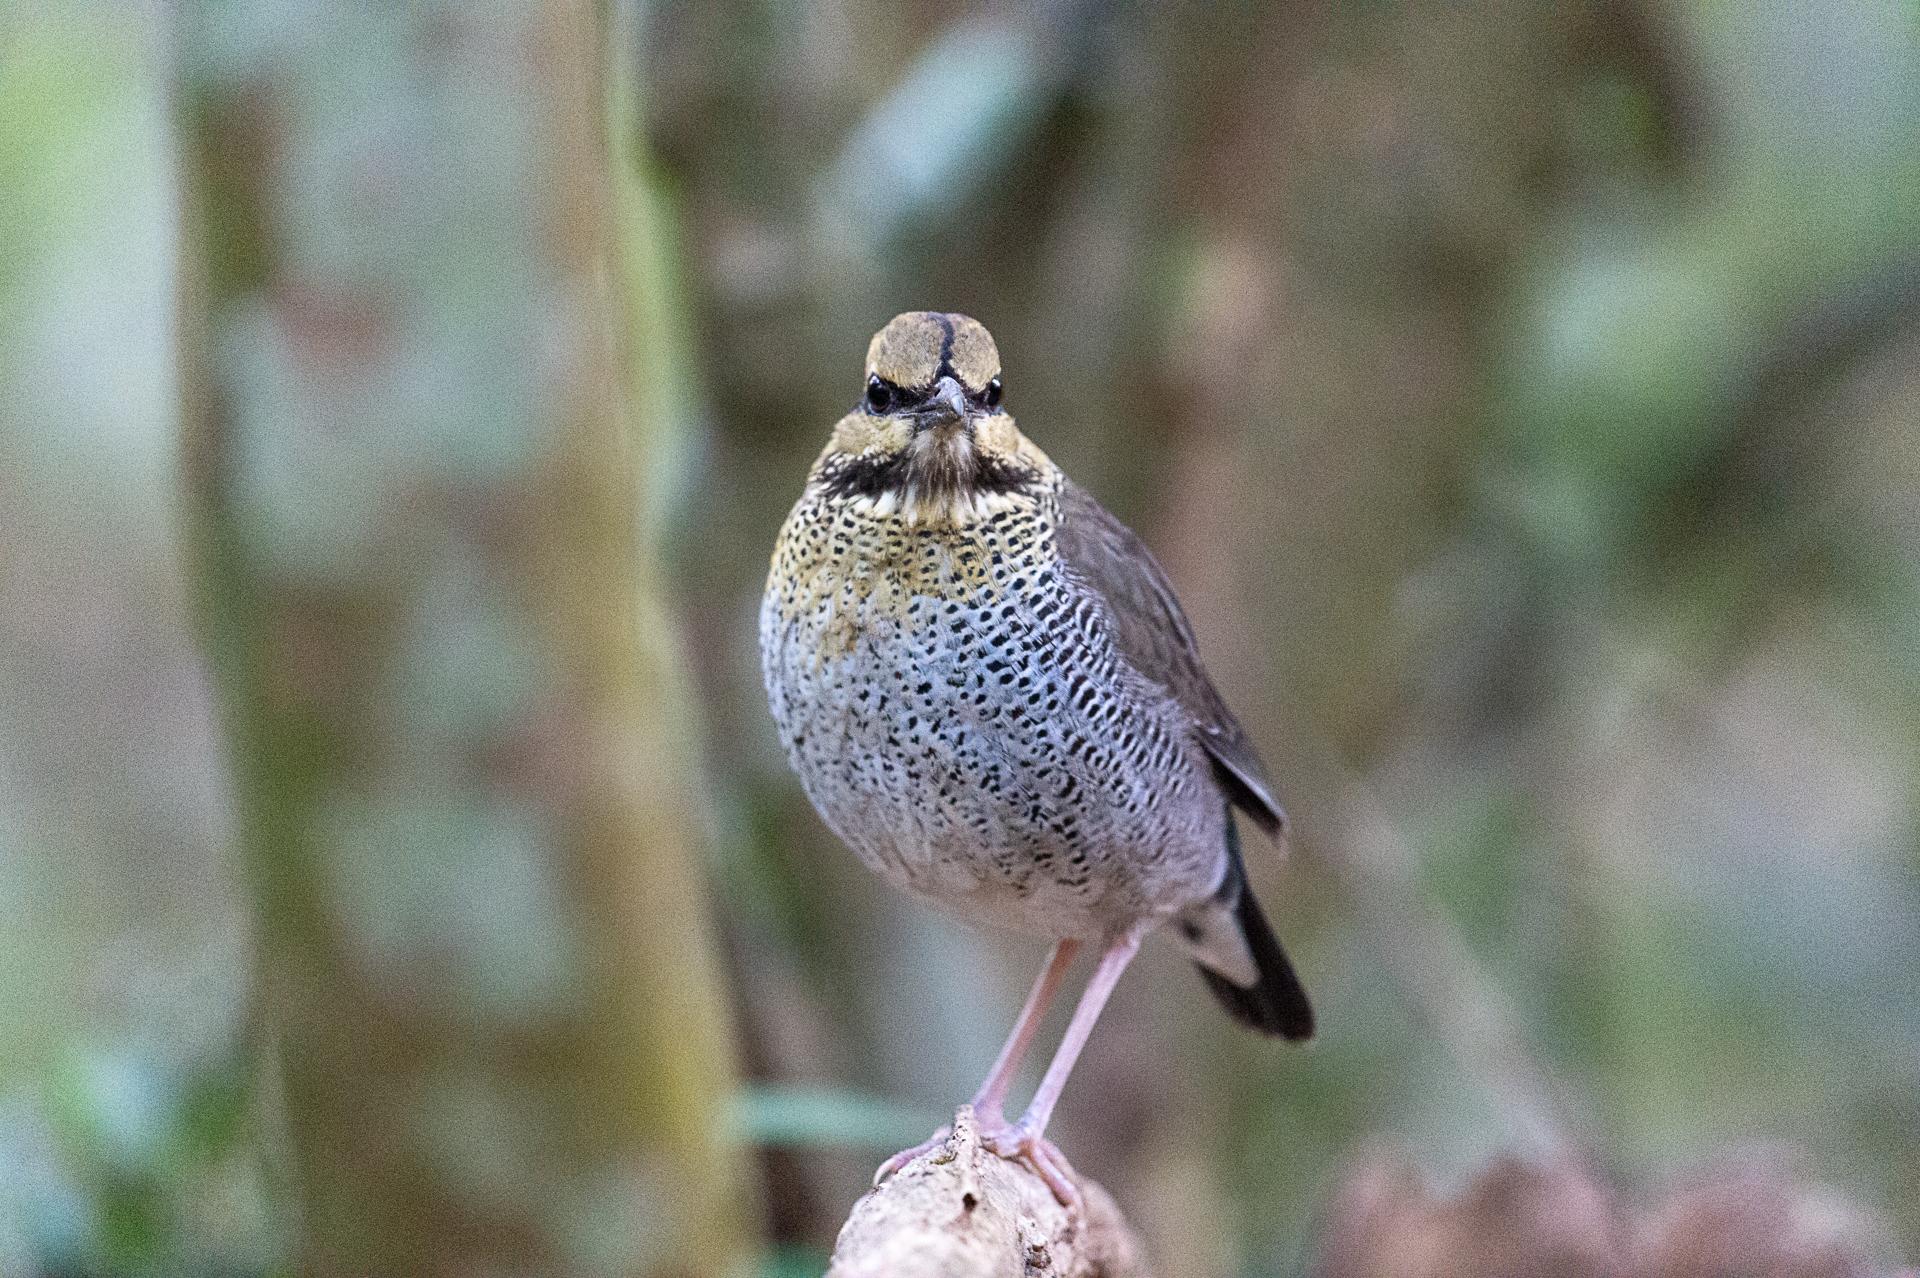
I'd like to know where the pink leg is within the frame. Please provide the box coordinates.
[984,923,1148,1207]
[969,938,1081,1120]
[873,939,1081,1185]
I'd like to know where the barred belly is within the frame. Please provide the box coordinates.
[760,490,1226,938]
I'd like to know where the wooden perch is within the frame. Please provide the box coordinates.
[826,1107,1151,1278]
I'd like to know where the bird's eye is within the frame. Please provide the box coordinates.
[864,375,895,414]
[982,376,1003,410]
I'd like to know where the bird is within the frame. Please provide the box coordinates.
[760,311,1313,1206]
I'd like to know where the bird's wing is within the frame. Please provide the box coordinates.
[1052,479,1287,836]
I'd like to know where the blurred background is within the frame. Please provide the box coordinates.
[4,0,1919,1274]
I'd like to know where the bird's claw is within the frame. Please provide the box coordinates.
[982,1122,1082,1211]
[876,1114,1082,1212]
[872,1125,953,1186]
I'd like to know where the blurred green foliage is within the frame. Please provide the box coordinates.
[1,5,274,1274]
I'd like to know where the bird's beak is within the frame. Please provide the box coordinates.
[926,375,971,429]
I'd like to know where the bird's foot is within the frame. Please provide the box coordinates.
[981,1120,1082,1212]
[872,1125,954,1186]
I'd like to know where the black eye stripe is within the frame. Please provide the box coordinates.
[863,372,1004,414]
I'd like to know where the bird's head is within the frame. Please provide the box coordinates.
[816,312,1047,521]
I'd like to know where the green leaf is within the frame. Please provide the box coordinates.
[730,1085,942,1152]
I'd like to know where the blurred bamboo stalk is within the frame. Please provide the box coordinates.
[176,2,749,1274]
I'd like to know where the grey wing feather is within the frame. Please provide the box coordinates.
[1052,479,1287,836]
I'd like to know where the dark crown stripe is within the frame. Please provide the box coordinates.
[933,312,956,383]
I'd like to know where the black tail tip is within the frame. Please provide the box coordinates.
[1198,883,1315,1041]
[1197,963,1315,1040]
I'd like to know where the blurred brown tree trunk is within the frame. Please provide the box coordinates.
[176,3,748,1275]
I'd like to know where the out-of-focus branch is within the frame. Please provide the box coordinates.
[827,1108,1150,1278]
[1313,764,1585,1154]
[1311,1147,1910,1278]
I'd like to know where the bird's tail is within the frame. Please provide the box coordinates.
[1176,818,1315,1041]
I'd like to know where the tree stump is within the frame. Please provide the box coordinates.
[827,1108,1151,1278]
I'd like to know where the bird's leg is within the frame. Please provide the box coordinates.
[872,938,1081,1186]
[983,922,1148,1209]
[969,937,1081,1125]
[1002,925,1144,1141]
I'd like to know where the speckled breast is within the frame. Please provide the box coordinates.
[760,482,1227,938]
